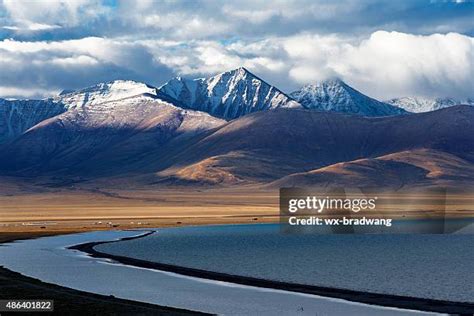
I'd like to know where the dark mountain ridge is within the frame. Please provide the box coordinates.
[1,105,472,190]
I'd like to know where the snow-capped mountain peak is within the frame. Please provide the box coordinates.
[159,67,301,120]
[55,80,158,109]
[386,96,474,113]
[0,80,164,145]
[290,78,407,117]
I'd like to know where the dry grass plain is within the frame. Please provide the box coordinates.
[0,187,281,234]
[1,182,473,236]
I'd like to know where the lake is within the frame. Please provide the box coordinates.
[0,228,437,315]
[96,223,474,303]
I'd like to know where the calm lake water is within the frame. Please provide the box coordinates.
[96,223,474,303]
[0,229,434,315]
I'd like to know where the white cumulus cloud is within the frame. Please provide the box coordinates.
[2,0,108,26]
[0,31,472,100]
[0,37,174,98]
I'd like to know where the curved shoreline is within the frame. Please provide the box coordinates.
[0,232,206,316]
[71,229,474,315]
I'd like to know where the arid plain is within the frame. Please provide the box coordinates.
[2,176,473,237]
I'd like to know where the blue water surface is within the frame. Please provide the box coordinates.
[95,223,474,302]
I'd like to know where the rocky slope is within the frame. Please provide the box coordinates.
[0,98,66,144]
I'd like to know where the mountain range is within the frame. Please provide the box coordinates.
[386,96,474,113]
[155,105,474,189]
[0,67,473,190]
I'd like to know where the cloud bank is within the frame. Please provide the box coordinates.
[0,0,472,99]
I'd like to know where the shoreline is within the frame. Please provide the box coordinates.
[72,227,474,315]
[0,231,207,316]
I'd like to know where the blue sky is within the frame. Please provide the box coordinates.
[0,0,473,99]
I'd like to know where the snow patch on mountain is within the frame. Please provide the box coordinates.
[0,98,65,144]
[159,67,301,120]
[290,78,407,117]
[386,97,474,113]
[56,80,158,109]
[51,93,224,133]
